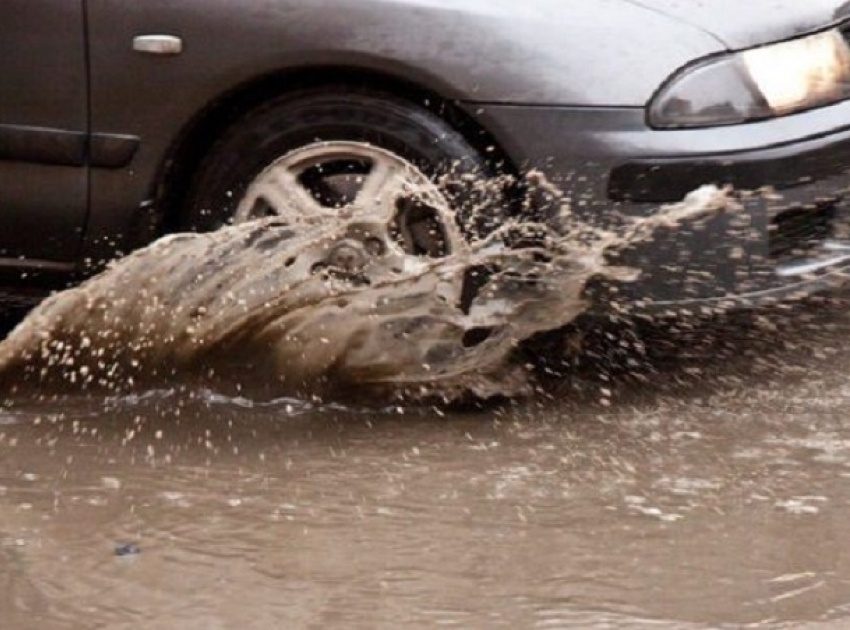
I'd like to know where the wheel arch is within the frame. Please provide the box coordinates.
[152,65,519,234]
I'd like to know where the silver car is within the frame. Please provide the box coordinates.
[3,0,850,311]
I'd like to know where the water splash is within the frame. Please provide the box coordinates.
[0,180,735,401]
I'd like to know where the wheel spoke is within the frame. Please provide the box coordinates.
[237,164,332,223]
[270,167,331,219]
[246,182,295,220]
[356,159,409,213]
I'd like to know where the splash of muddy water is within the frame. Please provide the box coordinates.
[0,183,735,401]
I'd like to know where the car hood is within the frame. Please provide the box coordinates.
[623,0,850,49]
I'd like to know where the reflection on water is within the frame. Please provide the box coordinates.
[3,296,850,628]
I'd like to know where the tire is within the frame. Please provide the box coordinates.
[181,86,501,253]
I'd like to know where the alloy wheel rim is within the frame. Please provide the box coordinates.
[234,141,465,257]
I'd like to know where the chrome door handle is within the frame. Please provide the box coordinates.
[133,35,183,56]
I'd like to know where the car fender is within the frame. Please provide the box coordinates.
[82,0,725,264]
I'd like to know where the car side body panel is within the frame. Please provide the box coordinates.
[0,1,88,268]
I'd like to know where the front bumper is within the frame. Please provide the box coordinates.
[470,98,850,312]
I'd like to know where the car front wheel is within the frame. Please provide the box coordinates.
[182,87,498,257]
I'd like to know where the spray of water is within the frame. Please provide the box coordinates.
[0,177,736,402]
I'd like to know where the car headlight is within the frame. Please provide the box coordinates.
[649,29,850,129]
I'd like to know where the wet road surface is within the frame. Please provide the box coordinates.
[4,296,850,628]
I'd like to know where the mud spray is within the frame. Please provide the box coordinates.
[0,178,736,402]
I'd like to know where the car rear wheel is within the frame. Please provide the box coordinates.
[182,87,499,257]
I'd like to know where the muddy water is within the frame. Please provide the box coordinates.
[0,183,732,401]
[2,296,850,628]
[2,179,849,628]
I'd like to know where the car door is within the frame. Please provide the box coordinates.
[0,1,89,269]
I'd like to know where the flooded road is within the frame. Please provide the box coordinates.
[4,296,850,628]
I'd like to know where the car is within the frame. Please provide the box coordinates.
[3,0,850,315]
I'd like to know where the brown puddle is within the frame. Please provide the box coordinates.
[3,205,850,626]
[4,309,850,629]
